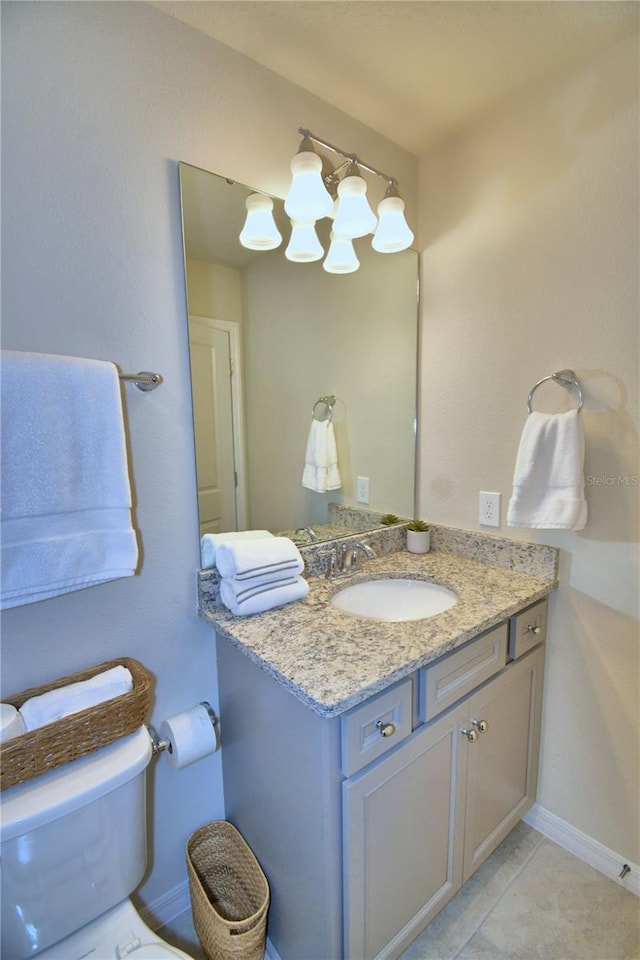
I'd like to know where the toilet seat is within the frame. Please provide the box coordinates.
[128,945,192,959]
[34,899,195,960]
[36,937,193,960]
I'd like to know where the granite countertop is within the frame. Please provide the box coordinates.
[199,543,558,719]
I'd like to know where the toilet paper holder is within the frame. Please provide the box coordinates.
[147,701,218,757]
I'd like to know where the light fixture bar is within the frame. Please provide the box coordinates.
[298,128,397,187]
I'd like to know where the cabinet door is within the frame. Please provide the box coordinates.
[343,705,467,960]
[462,645,544,882]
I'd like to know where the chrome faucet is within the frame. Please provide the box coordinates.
[322,540,375,580]
[348,541,376,573]
[294,527,318,542]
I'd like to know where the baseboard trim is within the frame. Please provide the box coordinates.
[140,879,191,930]
[141,807,638,941]
[524,803,639,897]
[141,881,282,958]
[265,938,283,960]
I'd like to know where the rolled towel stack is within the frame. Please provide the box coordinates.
[200,530,274,569]
[215,537,309,616]
[1,703,26,742]
[19,665,133,732]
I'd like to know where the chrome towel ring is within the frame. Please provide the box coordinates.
[527,369,583,414]
[312,395,337,422]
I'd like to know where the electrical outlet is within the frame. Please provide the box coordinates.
[356,476,370,504]
[479,491,501,527]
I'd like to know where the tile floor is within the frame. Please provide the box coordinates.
[159,823,639,960]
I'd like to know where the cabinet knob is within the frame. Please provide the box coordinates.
[461,727,479,742]
[526,623,542,635]
[472,718,489,734]
[376,720,396,738]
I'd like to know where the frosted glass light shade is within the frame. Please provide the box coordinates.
[285,220,324,262]
[323,232,359,274]
[285,150,334,221]
[239,194,282,250]
[372,196,414,252]
[333,174,377,239]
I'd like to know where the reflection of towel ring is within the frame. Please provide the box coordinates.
[312,395,337,422]
[527,370,584,414]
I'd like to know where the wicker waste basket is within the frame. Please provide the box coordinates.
[187,821,270,960]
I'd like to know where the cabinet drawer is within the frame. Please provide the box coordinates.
[509,599,547,660]
[341,679,412,777]
[419,622,508,722]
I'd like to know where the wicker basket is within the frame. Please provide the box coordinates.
[187,821,270,960]
[0,657,152,791]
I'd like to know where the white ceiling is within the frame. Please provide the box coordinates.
[151,0,638,155]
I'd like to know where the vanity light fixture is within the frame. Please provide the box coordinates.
[372,184,415,253]
[239,193,283,250]
[238,129,414,271]
[284,136,334,221]
[285,219,324,262]
[285,128,414,268]
[332,162,378,240]
[323,231,360,274]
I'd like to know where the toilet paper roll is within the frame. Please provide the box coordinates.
[159,703,218,770]
[1,703,26,743]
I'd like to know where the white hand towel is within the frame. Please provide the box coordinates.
[302,419,342,493]
[507,410,587,530]
[1,350,139,609]
[200,530,274,569]
[219,575,309,616]
[215,537,304,581]
[19,666,133,732]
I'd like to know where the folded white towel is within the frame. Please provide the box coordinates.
[1,350,139,609]
[215,537,304,581]
[19,665,133,732]
[200,530,274,569]
[302,419,342,493]
[507,410,587,530]
[219,575,309,616]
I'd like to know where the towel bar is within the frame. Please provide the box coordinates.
[527,369,583,414]
[119,371,162,392]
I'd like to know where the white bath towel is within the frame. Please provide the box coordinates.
[507,410,587,530]
[302,419,342,493]
[19,665,133,732]
[1,351,139,608]
[219,575,309,616]
[200,530,274,569]
[215,536,304,581]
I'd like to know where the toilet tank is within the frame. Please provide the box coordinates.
[1,726,152,959]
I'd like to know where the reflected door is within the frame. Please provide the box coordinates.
[188,316,237,535]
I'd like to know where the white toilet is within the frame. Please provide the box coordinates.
[1,726,194,959]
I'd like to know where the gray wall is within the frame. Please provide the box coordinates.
[0,0,418,912]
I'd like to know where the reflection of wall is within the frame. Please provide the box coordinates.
[186,259,243,323]
[187,243,417,533]
[242,239,417,531]
[418,33,639,863]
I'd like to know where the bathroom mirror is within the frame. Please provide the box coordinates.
[179,162,418,545]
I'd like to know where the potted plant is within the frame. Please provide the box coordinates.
[379,513,401,526]
[406,519,430,554]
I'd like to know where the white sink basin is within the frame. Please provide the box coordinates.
[330,578,457,622]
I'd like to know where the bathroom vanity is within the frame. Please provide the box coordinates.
[199,530,557,960]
